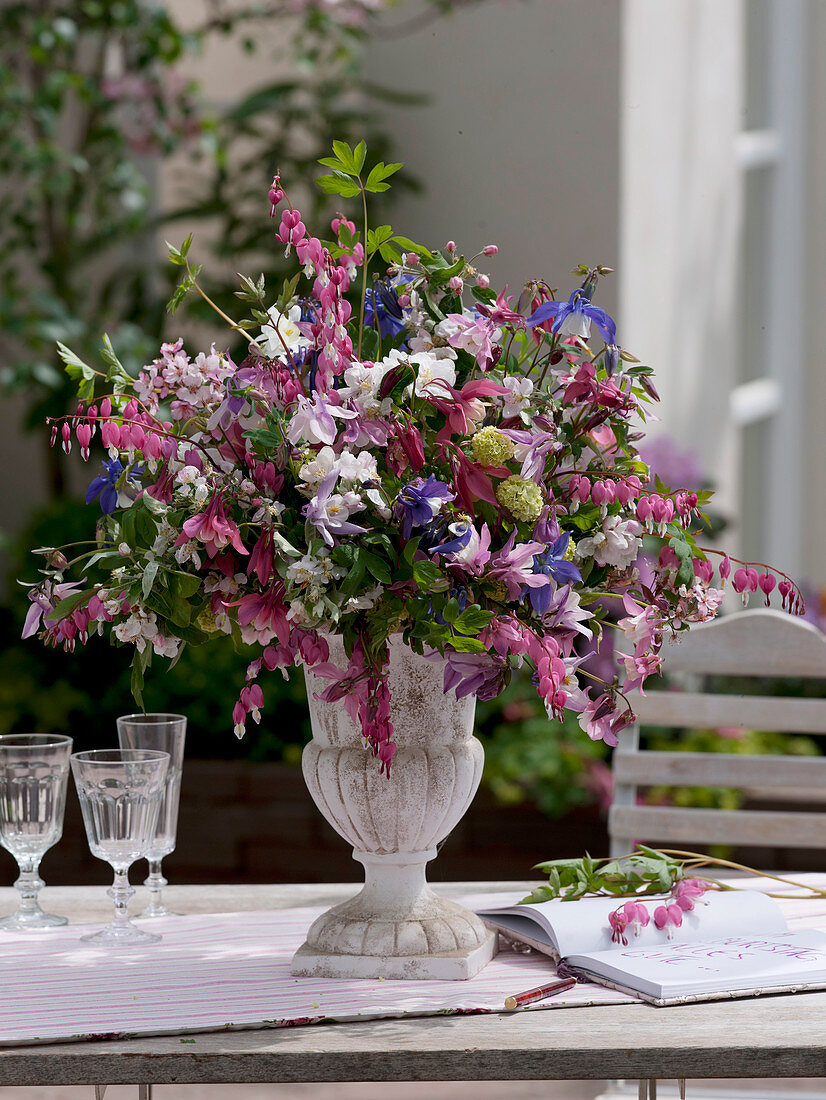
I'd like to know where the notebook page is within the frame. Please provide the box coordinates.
[567,928,826,1000]
[479,889,787,958]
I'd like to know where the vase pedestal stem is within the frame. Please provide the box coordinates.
[290,847,496,981]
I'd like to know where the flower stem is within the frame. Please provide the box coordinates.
[187,264,256,346]
[357,181,368,361]
[654,849,826,897]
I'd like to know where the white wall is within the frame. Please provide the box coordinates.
[363,0,621,317]
[802,0,826,589]
[619,0,744,524]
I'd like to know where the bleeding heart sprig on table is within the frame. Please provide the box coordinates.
[608,879,710,944]
[523,846,826,932]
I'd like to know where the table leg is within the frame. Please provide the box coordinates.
[138,1085,153,1100]
[94,1088,108,1100]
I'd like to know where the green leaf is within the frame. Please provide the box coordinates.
[428,256,465,289]
[352,140,367,173]
[363,551,391,586]
[392,236,432,261]
[442,597,460,624]
[99,334,132,385]
[471,285,496,304]
[173,622,210,646]
[337,222,355,247]
[170,572,202,600]
[360,326,380,362]
[332,140,358,173]
[518,885,556,905]
[169,593,192,628]
[142,560,159,600]
[166,240,185,266]
[453,605,494,634]
[56,342,97,400]
[366,224,394,253]
[444,634,485,653]
[364,161,403,191]
[135,508,157,548]
[413,560,443,590]
[379,241,403,265]
[339,552,366,597]
[167,273,195,314]
[131,657,144,710]
[47,588,92,622]
[315,173,362,198]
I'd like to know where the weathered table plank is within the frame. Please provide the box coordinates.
[1,883,825,1085]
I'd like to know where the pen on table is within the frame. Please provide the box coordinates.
[504,976,577,1010]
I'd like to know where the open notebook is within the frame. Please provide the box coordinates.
[476,890,826,1006]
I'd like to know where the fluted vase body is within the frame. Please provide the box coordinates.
[290,637,495,980]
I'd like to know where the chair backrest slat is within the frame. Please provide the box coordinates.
[632,691,826,734]
[613,750,826,788]
[609,805,826,849]
[653,608,826,678]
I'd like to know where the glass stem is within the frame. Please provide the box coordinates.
[144,859,167,914]
[108,869,135,928]
[14,857,44,916]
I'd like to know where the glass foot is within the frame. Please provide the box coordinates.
[0,909,68,931]
[80,921,161,947]
[137,903,180,919]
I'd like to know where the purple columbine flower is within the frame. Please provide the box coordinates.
[395,476,454,539]
[526,288,616,345]
[441,650,509,701]
[527,533,582,615]
[85,458,141,515]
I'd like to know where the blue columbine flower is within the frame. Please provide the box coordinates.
[526,287,616,345]
[85,458,141,515]
[395,476,454,538]
[429,520,473,557]
[364,276,413,341]
[527,533,582,615]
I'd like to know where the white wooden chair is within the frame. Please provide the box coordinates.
[603,609,826,1100]
[609,608,826,860]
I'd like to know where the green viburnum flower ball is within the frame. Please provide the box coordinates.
[471,425,515,466]
[495,475,544,522]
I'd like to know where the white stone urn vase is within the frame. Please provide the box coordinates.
[290,637,496,980]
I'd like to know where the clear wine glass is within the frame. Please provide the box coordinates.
[0,733,72,931]
[70,748,169,947]
[117,713,186,918]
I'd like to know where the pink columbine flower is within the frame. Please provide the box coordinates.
[286,392,357,447]
[22,580,83,639]
[180,493,248,559]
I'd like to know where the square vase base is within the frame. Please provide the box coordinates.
[290,928,497,981]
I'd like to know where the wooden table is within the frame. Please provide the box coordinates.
[1,881,825,1087]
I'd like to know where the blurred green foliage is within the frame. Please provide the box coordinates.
[0,0,422,496]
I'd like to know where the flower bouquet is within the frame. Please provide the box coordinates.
[25,140,804,977]
[26,140,802,769]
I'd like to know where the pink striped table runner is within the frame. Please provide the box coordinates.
[2,883,825,1047]
[0,892,630,1047]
